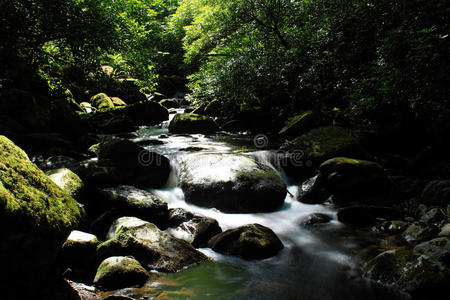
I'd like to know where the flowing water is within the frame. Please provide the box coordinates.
[101,112,410,300]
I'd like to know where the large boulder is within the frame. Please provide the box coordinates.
[104,217,208,272]
[90,93,114,111]
[46,168,84,200]
[414,237,450,263]
[208,224,284,259]
[168,113,219,134]
[179,154,287,212]
[364,249,449,299]
[98,185,169,228]
[298,157,390,205]
[0,136,84,290]
[94,256,149,291]
[98,138,171,188]
[421,180,450,206]
[282,126,369,180]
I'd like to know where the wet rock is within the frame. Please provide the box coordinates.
[0,136,84,291]
[168,113,219,134]
[421,180,450,206]
[414,237,450,263]
[168,208,195,227]
[300,213,332,226]
[282,127,369,180]
[71,160,117,187]
[47,168,84,200]
[208,224,283,260]
[179,146,205,152]
[385,220,411,234]
[94,256,149,291]
[98,138,170,188]
[420,207,446,224]
[364,249,449,299]
[179,153,286,212]
[105,217,208,272]
[90,93,114,111]
[57,231,100,280]
[170,215,222,248]
[402,222,440,243]
[98,185,169,228]
[297,157,390,205]
[337,205,404,226]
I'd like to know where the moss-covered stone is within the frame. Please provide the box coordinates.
[208,223,284,259]
[90,93,114,111]
[168,113,219,134]
[105,217,208,272]
[0,135,84,288]
[283,126,369,180]
[364,249,450,297]
[94,256,149,291]
[98,185,169,228]
[46,168,84,200]
[179,153,286,212]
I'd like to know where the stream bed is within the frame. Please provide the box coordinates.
[98,113,410,300]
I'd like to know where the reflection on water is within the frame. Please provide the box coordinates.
[101,125,410,300]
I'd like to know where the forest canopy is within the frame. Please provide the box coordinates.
[1,0,449,134]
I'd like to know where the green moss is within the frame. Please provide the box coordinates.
[0,136,83,236]
[111,97,127,107]
[289,126,365,162]
[168,113,219,134]
[90,93,114,110]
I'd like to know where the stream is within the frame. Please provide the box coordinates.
[99,111,410,300]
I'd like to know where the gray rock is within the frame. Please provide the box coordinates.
[179,154,286,212]
[208,224,284,259]
[403,222,440,242]
[94,256,149,291]
[106,217,208,272]
[414,237,450,262]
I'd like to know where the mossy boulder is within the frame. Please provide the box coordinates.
[111,97,127,107]
[98,185,169,228]
[46,168,84,200]
[421,180,450,207]
[159,98,180,109]
[168,113,219,134]
[90,93,115,111]
[208,224,284,259]
[0,136,84,289]
[98,138,171,188]
[179,154,287,212]
[94,256,149,291]
[298,157,390,205]
[364,249,449,298]
[105,217,208,272]
[278,110,317,139]
[282,126,369,180]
